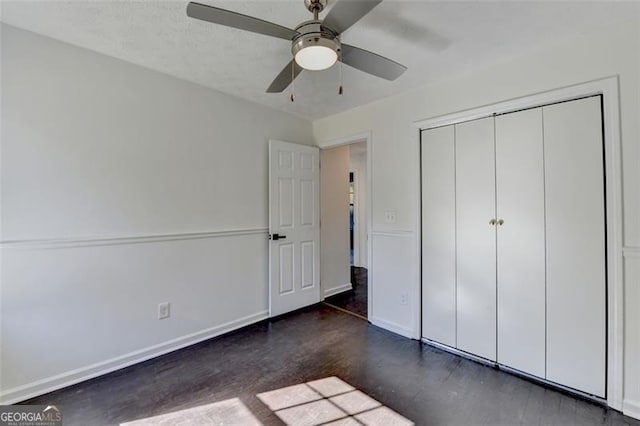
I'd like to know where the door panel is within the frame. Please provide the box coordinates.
[269,140,320,317]
[278,178,294,227]
[279,243,295,294]
[543,97,606,397]
[455,117,497,361]
[421,125,456,346]
[495,108,546,377]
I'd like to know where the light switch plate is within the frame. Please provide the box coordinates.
[384,210,397,223]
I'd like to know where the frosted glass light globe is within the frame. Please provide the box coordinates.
[295,45,338,71]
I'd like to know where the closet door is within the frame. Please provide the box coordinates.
[544,96,606,397]
[455,117,497,361]
[421,125,456,346]
[495,108,546,378]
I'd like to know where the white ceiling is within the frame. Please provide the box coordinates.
[1,0,637,120]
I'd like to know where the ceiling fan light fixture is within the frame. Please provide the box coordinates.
[295,45,337,71]
[291,21,340,71]
[186,0,407,93]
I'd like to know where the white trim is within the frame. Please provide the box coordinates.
[370,230,415,238]
[422,338,495,367]
[623,399,640,420]
[0,228,269,250]
[0,310,269,405]
[424,338,608,406]
[414,76,619,130]
[623,246,640,257]
[317,132,370,150]
[370,316,414,339]
[415,76,624,411]
[319,131,373,322]
[350,168,360,267]
[412,124,423,340]
[323,282,353,298]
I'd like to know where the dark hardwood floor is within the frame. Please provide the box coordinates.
[324,266,368,318]
[20,305,639,425]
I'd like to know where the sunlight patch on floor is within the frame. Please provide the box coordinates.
[121,377,413,425]
[257,377,414,426]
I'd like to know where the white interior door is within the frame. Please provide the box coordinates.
[495,108,546,378]
[543,97,606,397]
[455,117,497,361]
[421,125,456,347]
[269,140,320,317]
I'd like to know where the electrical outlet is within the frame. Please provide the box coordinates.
[400,293,408,305]
[384,210,397,224]
[158,302,170,319]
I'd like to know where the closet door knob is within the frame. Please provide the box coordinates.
[497,219,504,226]
[489,219,497,225]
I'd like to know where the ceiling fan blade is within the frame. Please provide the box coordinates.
[322,0,382,34]
[341,44,406,81]
[187,2,297,41]
[266,60,303,93]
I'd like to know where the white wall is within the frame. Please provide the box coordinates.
[349,143,367,269]
[0,24,312,403]
[320,145,351,297]
[313,16,640,418]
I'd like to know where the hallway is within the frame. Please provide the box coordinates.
[324,266,368,319]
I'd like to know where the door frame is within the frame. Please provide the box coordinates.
[319,132,373,320]
[414,76,623,411]
[350,169,360,267]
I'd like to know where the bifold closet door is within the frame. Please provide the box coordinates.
[495,108,546,378]
[455,117,496,361]
[544,96,606,397]
[421,125,456,346]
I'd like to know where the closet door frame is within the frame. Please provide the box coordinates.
[415,77,623,411]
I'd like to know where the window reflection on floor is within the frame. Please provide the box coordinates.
[257,377,414,426]
[121,377,413,426]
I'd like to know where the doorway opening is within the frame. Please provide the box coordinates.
[322,141,368,320]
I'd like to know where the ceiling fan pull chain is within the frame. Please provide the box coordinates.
[338,61,344,95]
[290,60,295,102]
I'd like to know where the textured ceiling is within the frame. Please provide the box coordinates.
[1,0,637,119]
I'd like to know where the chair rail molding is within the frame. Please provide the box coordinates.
[0,227,269,250]
[623,246,640,257]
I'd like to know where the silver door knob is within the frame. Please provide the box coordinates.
[489,219,497,225]
[497,219,504,226]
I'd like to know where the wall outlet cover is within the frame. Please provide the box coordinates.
[158,302,170,319]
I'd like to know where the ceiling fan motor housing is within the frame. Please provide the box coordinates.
[291,21,341,63]
[304,0,327,14]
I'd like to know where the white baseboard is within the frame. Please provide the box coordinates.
[0,310,269,405]
[323,283,352,298]
[370,316,414,339]
[623,399,640,420]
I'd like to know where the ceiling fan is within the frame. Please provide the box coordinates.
[186,0,407,94]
